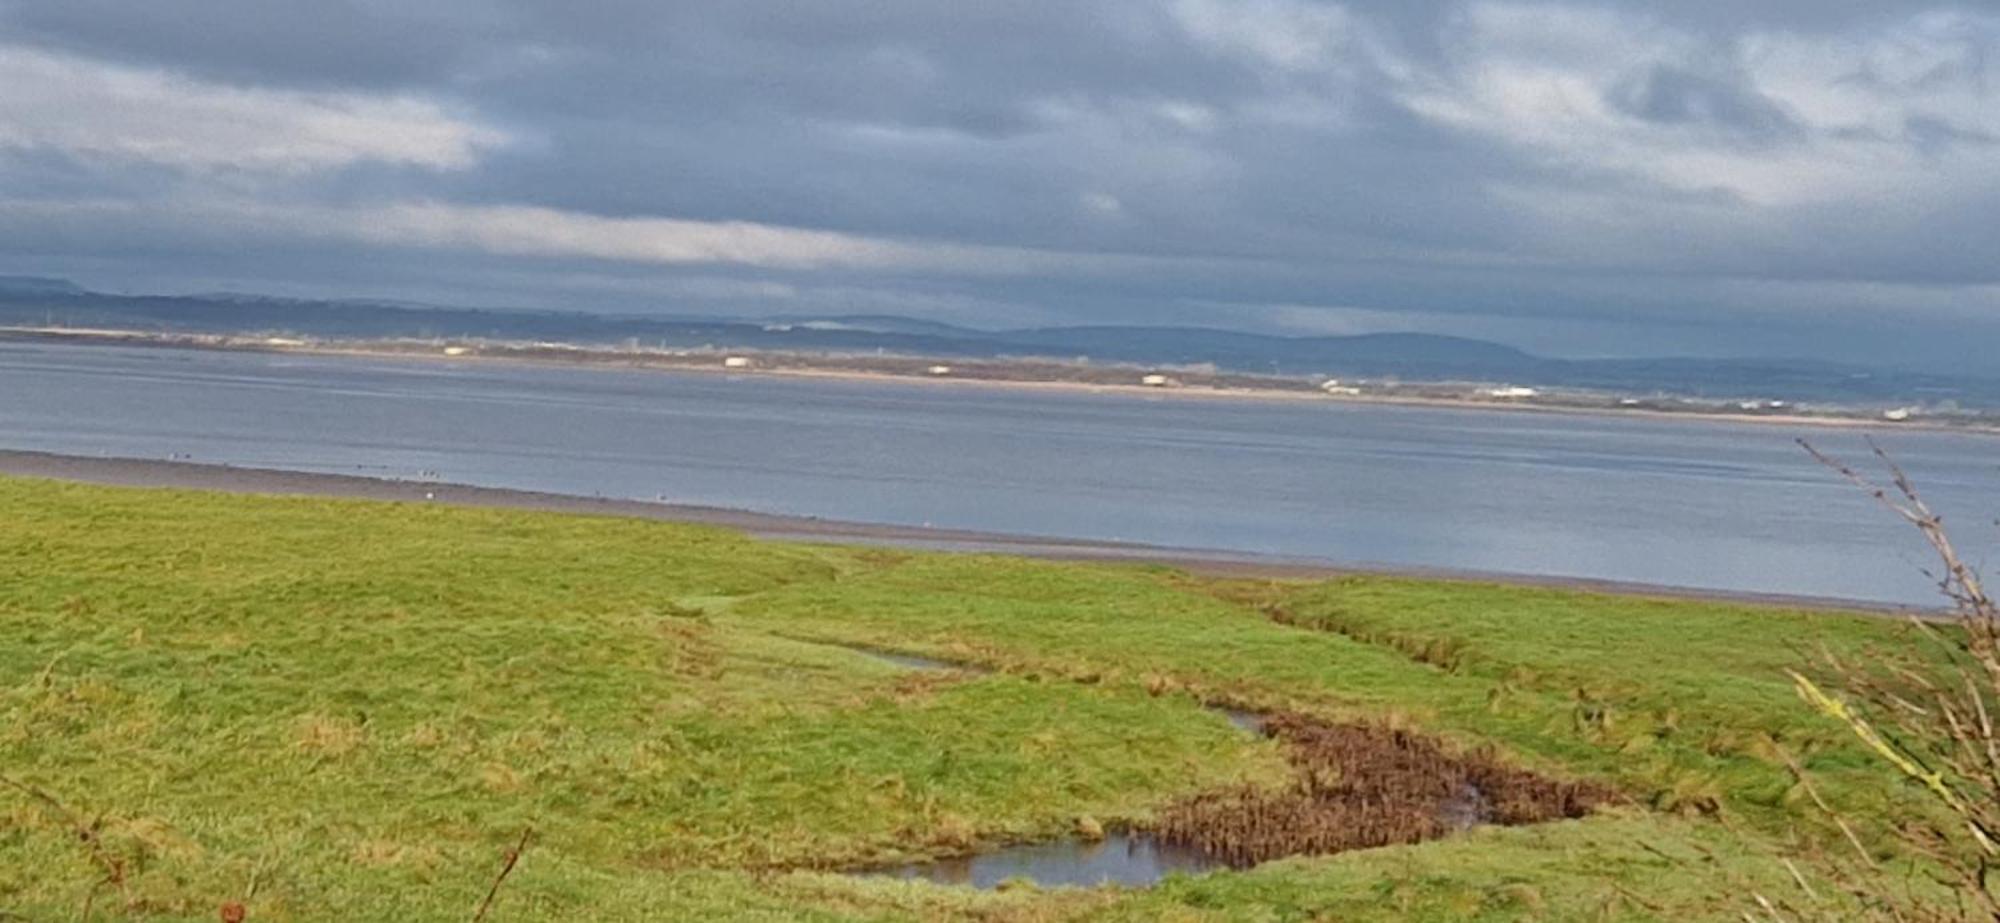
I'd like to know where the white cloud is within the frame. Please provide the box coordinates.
[1167,0,1407,131]
[1400,4,2000,208]
[0,196,1217,277]
[354,202,914,269]
[1742,11,2000,145]
[1079,191,1124,216]
[0,45,504,172]
[1171,0,1359,74]
[1152,100,1220,133]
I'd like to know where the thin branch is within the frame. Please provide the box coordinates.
[0,773,129,913]
[470,827,533,923]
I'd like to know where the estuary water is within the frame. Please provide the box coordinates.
[3,339,1995,607]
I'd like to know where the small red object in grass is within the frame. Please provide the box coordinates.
[219,901,247,923]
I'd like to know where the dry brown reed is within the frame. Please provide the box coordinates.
[1752,439,2000,921]
[1155,714,1610,866]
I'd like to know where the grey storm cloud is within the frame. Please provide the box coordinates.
[1,0,1997,368]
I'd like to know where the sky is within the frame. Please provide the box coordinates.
[1,1,1997,368]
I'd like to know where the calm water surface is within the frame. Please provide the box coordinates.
[873,833,1227,889]
[3,340,1995,606]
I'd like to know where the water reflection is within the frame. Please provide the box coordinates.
[852,648,965,671]
[1438,782,1492,832]
[1217,708,1267,734]
[874,832,1228,889]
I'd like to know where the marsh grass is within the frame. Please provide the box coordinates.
[0,476,1929,920]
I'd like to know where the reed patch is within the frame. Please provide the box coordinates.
[1156,714,1612,866]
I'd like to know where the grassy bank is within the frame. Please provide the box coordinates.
[0,476,1925,920]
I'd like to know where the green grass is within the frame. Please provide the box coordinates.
[0,476,1930,920]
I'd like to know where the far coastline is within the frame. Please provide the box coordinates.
[4,325,1992,438]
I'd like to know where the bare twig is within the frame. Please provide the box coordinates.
[1777,440,2000,920]
[470,828,533,923]
[0,773,129,917]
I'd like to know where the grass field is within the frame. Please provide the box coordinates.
[0,476,1933,920]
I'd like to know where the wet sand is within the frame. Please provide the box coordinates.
[0,449,1913,615]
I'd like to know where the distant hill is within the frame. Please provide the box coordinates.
[0,276,86,296]
[3,282,1997,407]
[760,314,981,337]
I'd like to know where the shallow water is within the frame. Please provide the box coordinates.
[870,788,1491,889]
[1438,783,1493,832]
[848,647,967,672]
[5,339,1996,606]
[873,832,1229,889]
[1218,708,1267,734]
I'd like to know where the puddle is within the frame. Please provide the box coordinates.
[1438,782,1493,832]
[843,646,982,672]
[862,649,962,671]
[1216,708,1267,734]
[871,832,1228,889]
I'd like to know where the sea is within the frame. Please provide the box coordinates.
[4,338,1995,607]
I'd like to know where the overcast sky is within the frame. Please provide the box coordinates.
[2,1,1997,367]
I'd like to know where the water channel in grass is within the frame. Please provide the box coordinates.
[873,832,1231,889]
[853,648,976,672]
[846,644,1267,888]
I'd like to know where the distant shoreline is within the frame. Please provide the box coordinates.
[4,325,1993,438]
[0,448,1914,616]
